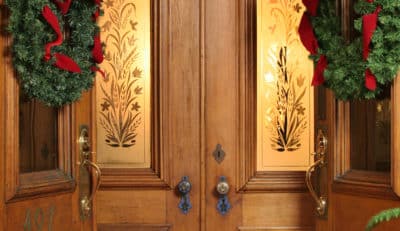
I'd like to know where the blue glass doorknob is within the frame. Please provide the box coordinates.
[177,176,192,214]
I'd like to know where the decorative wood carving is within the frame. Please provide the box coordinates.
[237,0,307,192]
[96,0,171,190]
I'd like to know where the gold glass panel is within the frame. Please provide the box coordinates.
[350,90,391,172]
[20,96,58,173]
[257,0,314,171]
[96,0,151,168]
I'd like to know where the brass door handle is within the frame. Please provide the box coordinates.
[80,159,101,218]
[78,125,101,220]
[306,129,328,217]
[306,159,327,217]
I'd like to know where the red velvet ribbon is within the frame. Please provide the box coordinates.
[365,68,377,90]
[298,0,326,86]
[42,5,81,73]
[302,0,319,16]
[312,55,327,86]
[52,0,72,15]
[91,66,105,78]
[42,6,63,61]
[362,1,381,90]
[91,0,105,78]
[92,0,102,63]
[92,34,104,63]
[299,14,318,55]
[54,53,81,73]
[362,6,381,60]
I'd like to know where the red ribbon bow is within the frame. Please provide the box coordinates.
[42,0,104,75]
[91,0,105,78]
[42,5,81,73]
[52,0,72,15]
[362,1,381,91]
[298,0,326,86]
[302,0,318,16]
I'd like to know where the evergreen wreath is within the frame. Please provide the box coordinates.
[6,0,103,107]
[299,0,400,100]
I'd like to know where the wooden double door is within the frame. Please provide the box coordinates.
[1,0,400,231]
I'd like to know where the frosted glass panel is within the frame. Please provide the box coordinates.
[257,0,314,171]
[96,0,151,168]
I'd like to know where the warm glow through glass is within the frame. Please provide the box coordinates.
[257,0,314,171]
[96,0,151,168]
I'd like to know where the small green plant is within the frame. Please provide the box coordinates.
[365,208,400,231]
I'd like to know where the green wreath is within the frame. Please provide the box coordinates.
[301,0,400,100]
[6,0,102,107]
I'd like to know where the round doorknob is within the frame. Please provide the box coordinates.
[178,176,191,195]
[216,177,229,195]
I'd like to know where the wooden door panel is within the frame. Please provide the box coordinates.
[0,1,94,225]
[204,0,315,230]
[6,194,73,231]
[332,194,400,231]
[94,0,201,230]
[0,2,7,229]
[96,191,167,224]
[204,0,241,230]
[242,193,314,229]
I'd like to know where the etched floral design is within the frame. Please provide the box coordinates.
[98,1,143,148]
[266,46,307,152]
[264,0,308,152]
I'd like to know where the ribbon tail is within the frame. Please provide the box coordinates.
[302,0,319,16]
[298,14,319,55]
[52,0,72,15]
[91,66,106,80]
[42,6,63,61]
[54,53,81,73]
[312,55,327,86]
[93,0,101,20]
[365,69,377,91]
[92,34,104,63]
[362,6,381,60]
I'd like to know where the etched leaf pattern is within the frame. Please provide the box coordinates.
[99,1,142,148]
[267,47,307,152]
[266,0,307,152]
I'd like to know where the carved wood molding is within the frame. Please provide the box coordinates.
[238,227,313,231]
[237,0,306,192]
[99,168,170,190]
[97,0,171,190]
[239,171,307,192]
[4,62,75,202]
[394,77,400,196]
[97,223,171,231]
[332,98,400,199]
